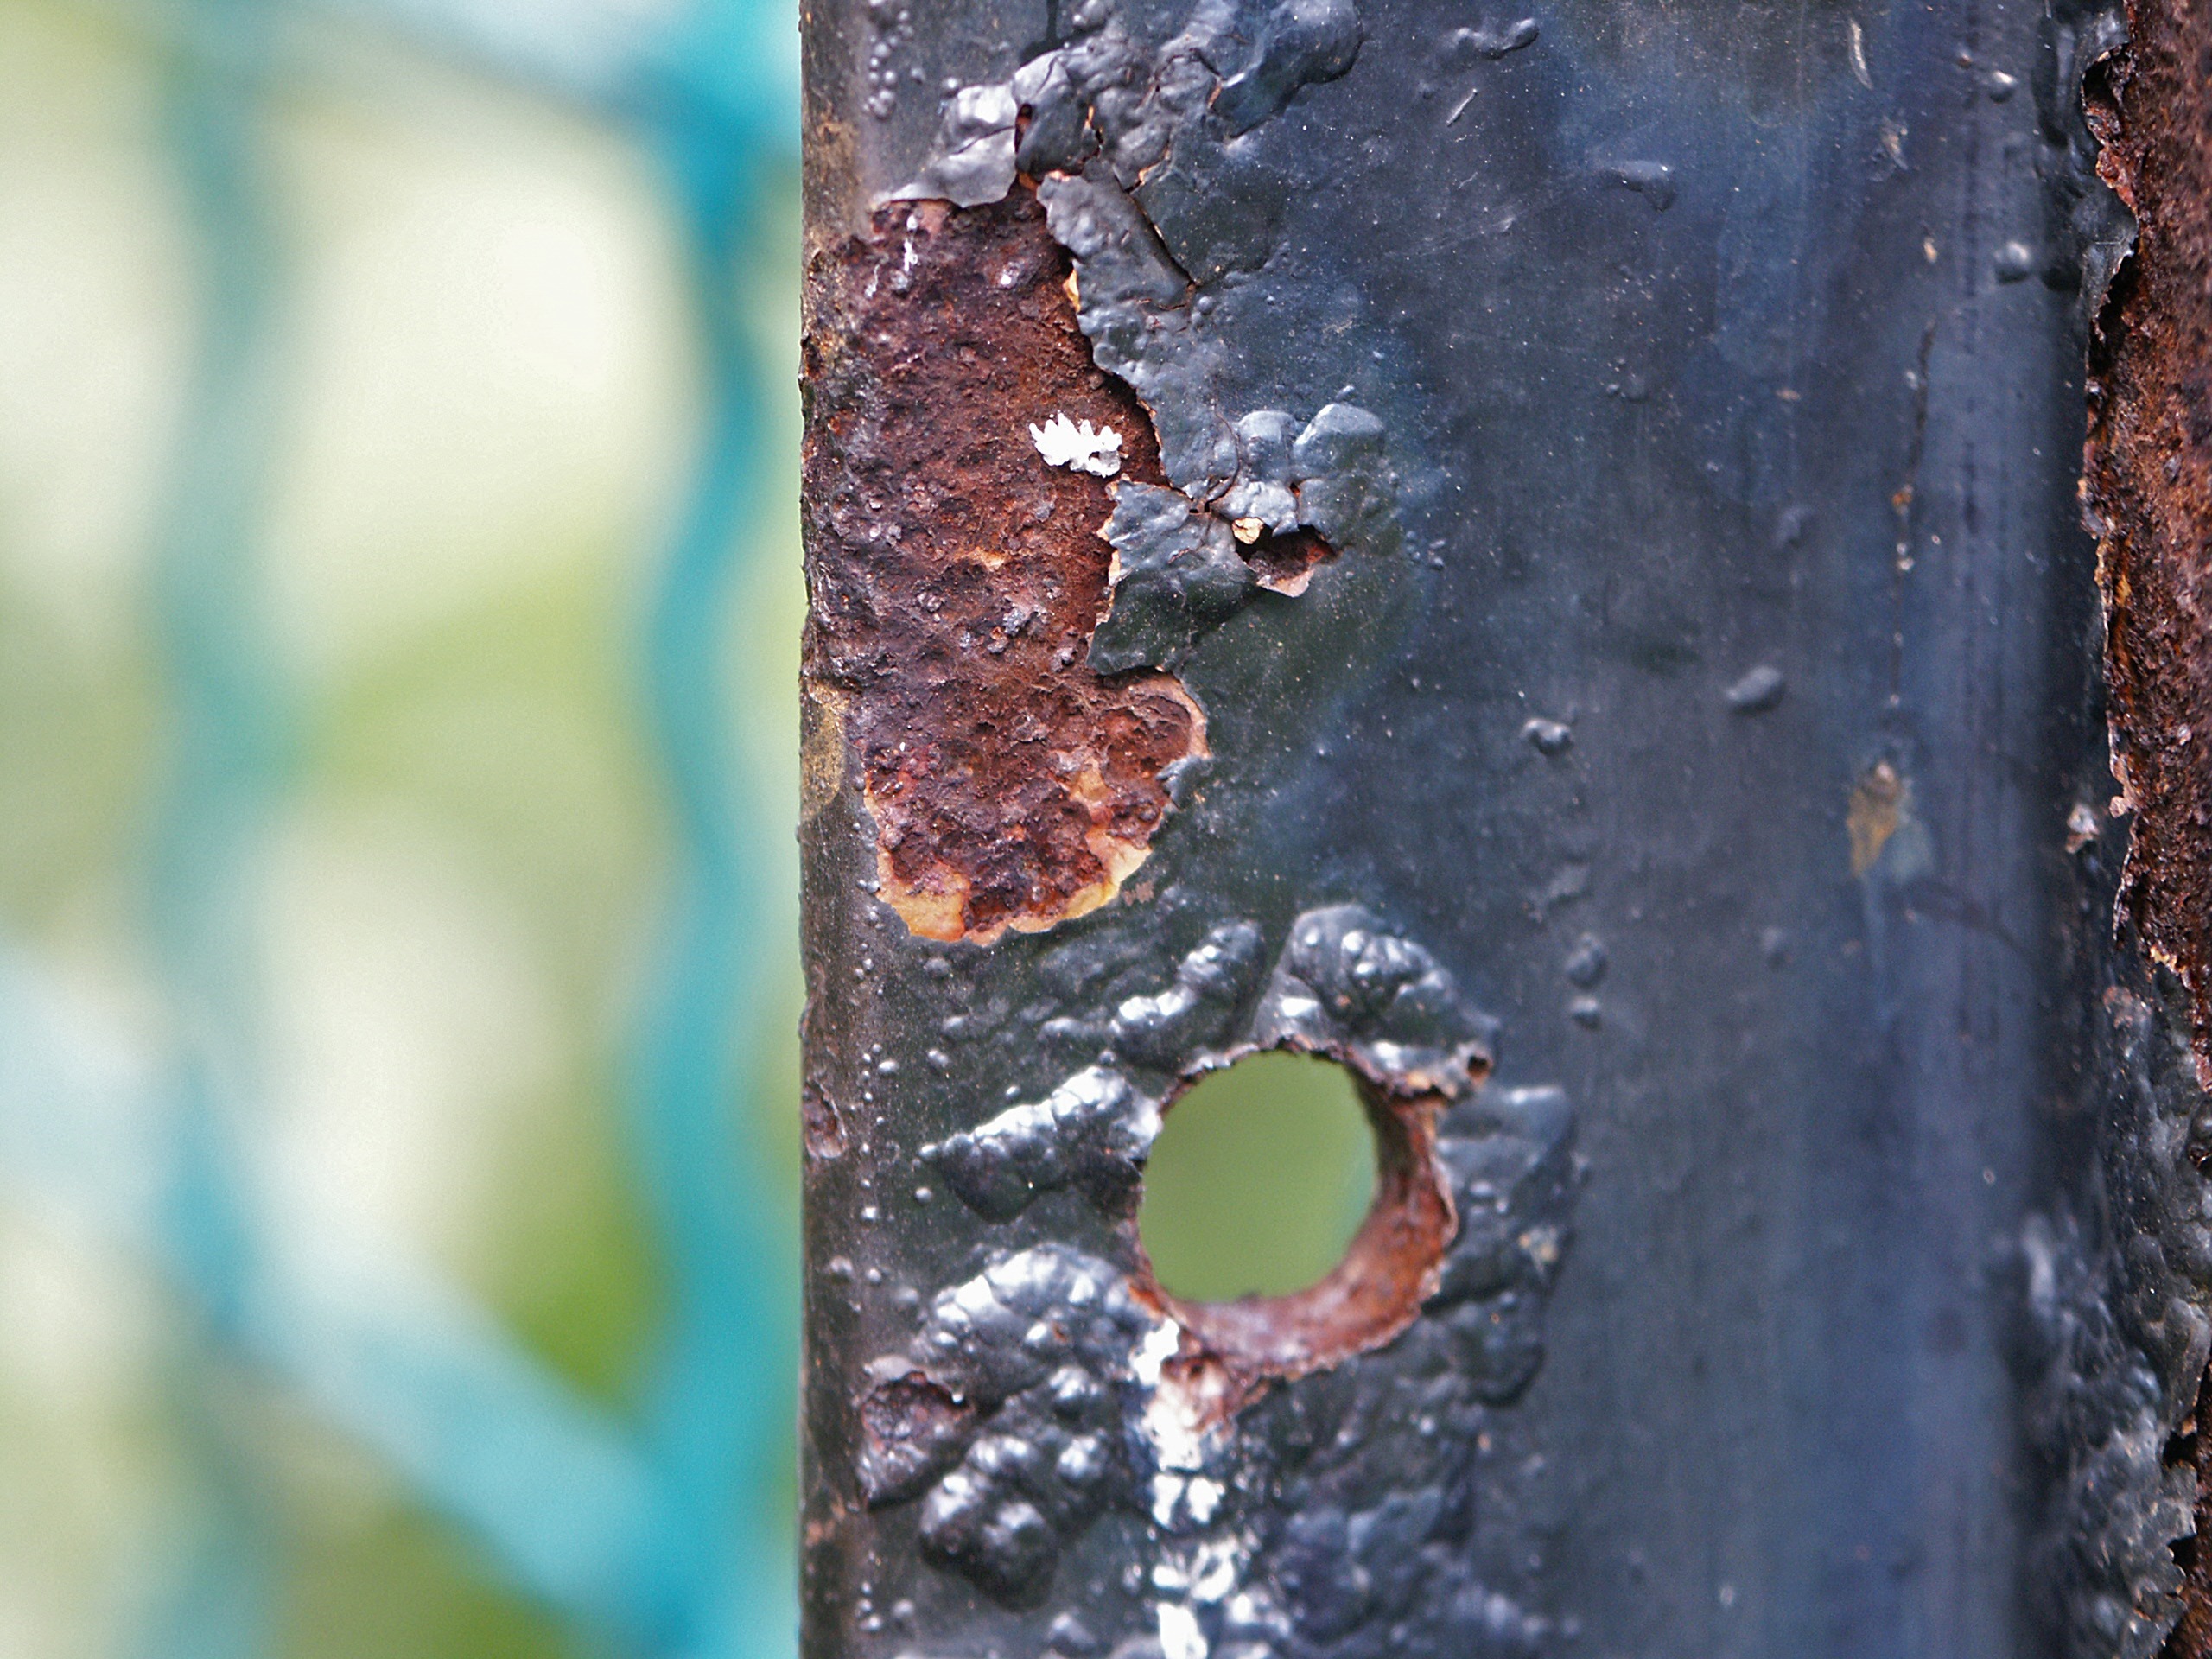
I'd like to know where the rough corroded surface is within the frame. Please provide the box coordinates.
[2086,0,2212,1085]
[2022,950,2212,1659]
[2072,0,2212,1649]
[801,191,1205,944]
[826,906,1573,1643]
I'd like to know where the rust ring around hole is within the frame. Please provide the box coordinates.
[1128,1049,1460,1387]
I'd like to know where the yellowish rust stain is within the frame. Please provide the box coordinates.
[800,684,850,824]
[1847,760,1908,876]
[868,679,1208,946]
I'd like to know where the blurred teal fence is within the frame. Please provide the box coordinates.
[0,0,803,1652]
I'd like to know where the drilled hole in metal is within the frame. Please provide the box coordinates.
[1136,1051,1378,1300]
[1135,1050,1459,1383]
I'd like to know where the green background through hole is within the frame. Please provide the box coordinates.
[1137,1052,1378,1303]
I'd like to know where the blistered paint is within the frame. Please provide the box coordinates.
[1252,906,1496,1101]
[841,899,1580,1651]
[858,1244,1165,1604]
[919,1065,1161,1220]
[898,0,1402,658]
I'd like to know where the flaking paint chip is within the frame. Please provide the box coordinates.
[1029,412,1123,477]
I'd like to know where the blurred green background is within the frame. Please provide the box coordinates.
[0,1,804,1650]
[1140,1053,1376,1304]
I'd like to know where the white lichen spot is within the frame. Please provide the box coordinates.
[1030,412,1122,478]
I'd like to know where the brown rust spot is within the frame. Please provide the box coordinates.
[801,1081,848,1160]
[1847,760,1907,877]
[856,1371,976,1507]
[1133,1067,1459,1406]
[1242,525,1336,597]
[2083,3,2212,1648]
[802,188,1208,945]
[2084,0,2212,1090]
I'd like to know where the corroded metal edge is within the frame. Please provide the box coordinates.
[2031,0,2212,1648]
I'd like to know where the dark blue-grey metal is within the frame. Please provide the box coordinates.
[798,0,2206,1652]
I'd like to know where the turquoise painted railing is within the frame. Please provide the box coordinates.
[0,0,801,1651]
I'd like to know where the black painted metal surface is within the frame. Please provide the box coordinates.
[797,0,2202,1651]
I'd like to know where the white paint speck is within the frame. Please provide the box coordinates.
[1185,1478,1224,1526]
[1157,1602,1208,1659]
[1132,1318,1179,1385]
[1142,1370,1209,1476]
[1152,1472,1189,1527]
[1029,412,1122,477]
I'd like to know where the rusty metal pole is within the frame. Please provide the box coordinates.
[796,0,2212,1649]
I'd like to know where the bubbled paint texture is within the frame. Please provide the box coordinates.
[2018,977,2211,1659]
[846,907,1581,1649]
[920,1066,1162,1221]
[861,1245,1163,1605]
[1217,1084,1579,1659]
[1251,906,1498,1103]
[893,0,1401,674]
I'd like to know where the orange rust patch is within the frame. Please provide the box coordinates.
[1242,525,1336,597]
[801,188,1206,945]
